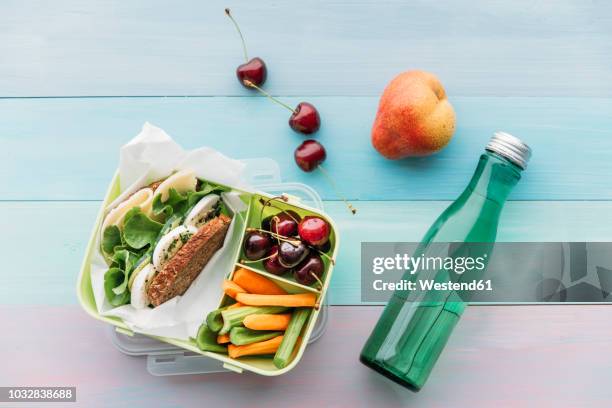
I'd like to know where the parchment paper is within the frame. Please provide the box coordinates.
[90,122,251,340]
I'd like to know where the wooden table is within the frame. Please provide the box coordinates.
[1,1,611,407]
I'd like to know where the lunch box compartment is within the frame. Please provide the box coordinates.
[236,193,337,293]
[77,158,337,376]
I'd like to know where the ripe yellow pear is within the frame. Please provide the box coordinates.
[371,70,456,159]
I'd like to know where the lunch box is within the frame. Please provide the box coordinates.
[77,158,338,376]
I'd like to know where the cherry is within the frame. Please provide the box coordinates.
[225,9,267,87]
[243,231,271,260]
[263,245,289,275]
[294,140,357,215]
[278,241,309,268]
[264,210,300,237]
[289,102,321,134]
[298,216,330,246]
[295,140,326,172]
[237,57,267,88]
[293,254,324,286]
[242,80,321,135]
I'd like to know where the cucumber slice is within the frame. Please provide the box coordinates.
[273,308,311,369]
[229,327,283,346]
[127,253,152,291]
[152,213,184,247]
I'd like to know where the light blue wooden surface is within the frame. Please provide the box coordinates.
[1,0,611,97]
[2,97,612,200]
[1,1,612,405]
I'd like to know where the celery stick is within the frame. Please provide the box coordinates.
[229,327,283,346]
[273,308,311,369]
[195,323,227,353]
[206,306,228,333]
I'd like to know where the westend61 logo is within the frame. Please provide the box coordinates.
[361,242,612,303]
[372,253,487,275]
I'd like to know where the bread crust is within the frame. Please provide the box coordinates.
[147,214,231,307]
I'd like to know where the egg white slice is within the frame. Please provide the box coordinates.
[184,194,220,228]
[153,169,197,204]
[152,225,198,270]
[130,264,156,309]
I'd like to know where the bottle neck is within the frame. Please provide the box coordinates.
[465,151,522,205]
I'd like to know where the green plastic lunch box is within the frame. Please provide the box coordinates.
[76,158,338,376]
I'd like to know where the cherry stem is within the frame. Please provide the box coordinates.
[225,8,249,62]
[244,80,297,114]
[317,165,357,215]
[310,272,324,290]
[246,227,301,246]
[257,198,300,225]
[312,246,335,265]
[258,195,289,226]
[240,252,277,264]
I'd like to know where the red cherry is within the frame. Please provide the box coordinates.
[295,140,326,172]
[263,245,289,275]
[225,9,267,87]
[298,216,330,246]
[237,57,267,87]
[289,102,321,134]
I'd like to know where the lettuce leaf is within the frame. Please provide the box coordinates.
[102,225,122,254]
[152,188,189,218]
[152,182,229,219]
[104,267,131,306]
[123,209,164,249]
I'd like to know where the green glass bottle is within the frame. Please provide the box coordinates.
[360,132,532,391]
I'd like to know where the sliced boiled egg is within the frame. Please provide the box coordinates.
[184,194,220,228]
[152,225,198,270]
[130,264,156,309]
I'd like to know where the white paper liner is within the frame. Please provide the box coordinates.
[90,123,251,340]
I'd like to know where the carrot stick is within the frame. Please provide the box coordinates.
[236,293,317,308]
[227,302,243,310]
[243,313,291,331]
[222,280,247,299]
[233,268,287,295]
[228,335,284,359]
[217,333,231,344]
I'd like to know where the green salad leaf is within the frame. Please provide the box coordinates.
[102,225,122,254]
[152,188,189,218]
[123,209,164,249]
[104,267,131,306]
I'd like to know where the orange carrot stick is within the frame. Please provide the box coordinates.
[217,333,231,344]
[236,293,317,308]
[227,302,243,310]
[228,335,284,359]
[243,313,291,331]
[233,268,287,295]
[223,280,247,299]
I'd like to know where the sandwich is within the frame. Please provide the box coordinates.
[100,169,231,309]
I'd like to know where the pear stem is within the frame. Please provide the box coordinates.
[317,165,357,215]
[244,80,297,114]
[225,8,249,62]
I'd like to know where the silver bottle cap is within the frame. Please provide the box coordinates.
[486,131,532,170]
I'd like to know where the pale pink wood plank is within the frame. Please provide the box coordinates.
[0,305,610,407]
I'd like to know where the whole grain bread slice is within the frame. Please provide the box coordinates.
[147,214,231,307]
